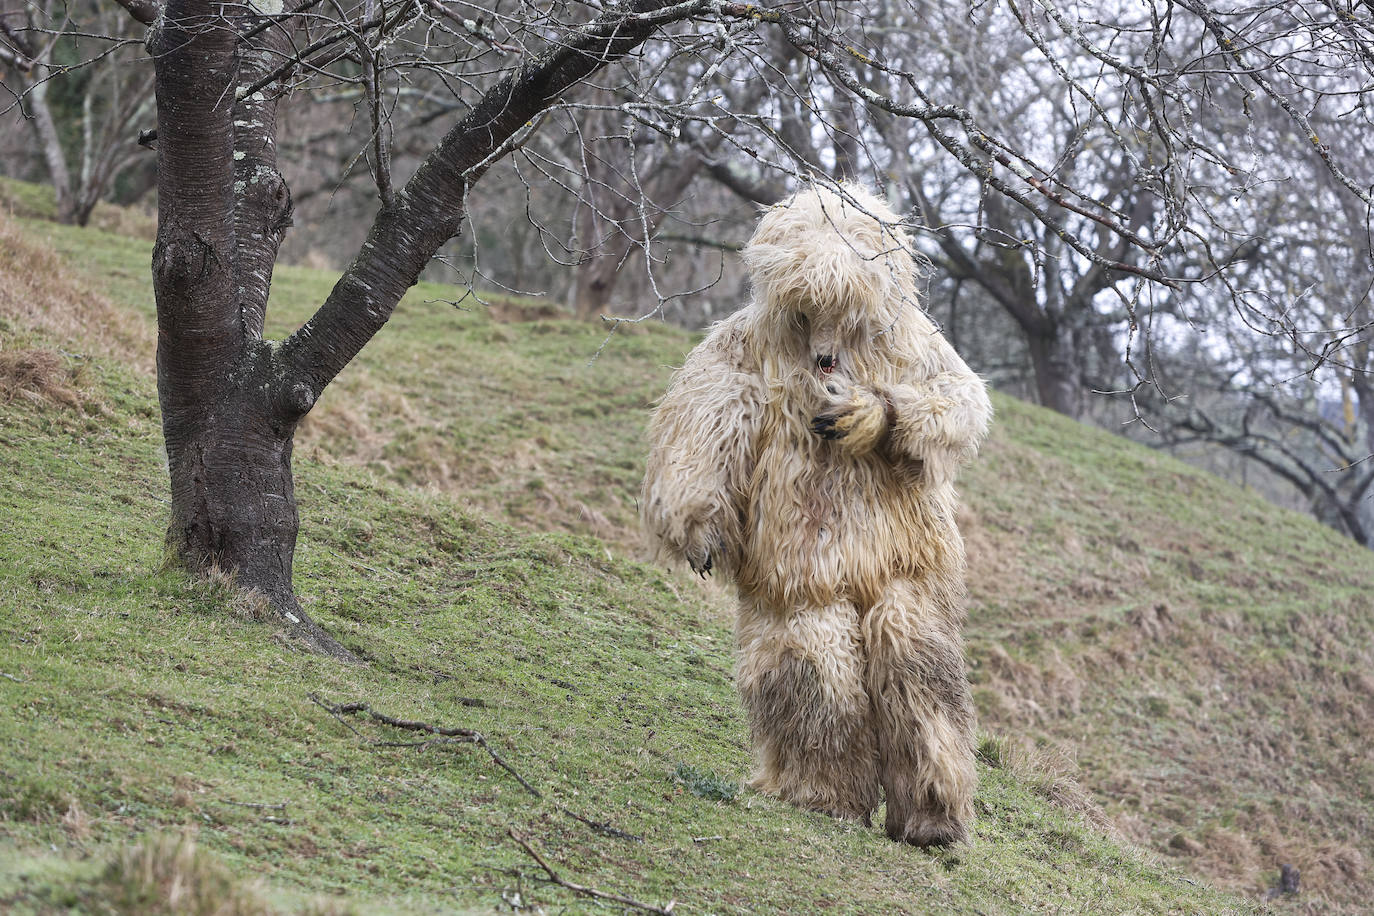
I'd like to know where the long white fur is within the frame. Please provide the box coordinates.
[641,184,991,843]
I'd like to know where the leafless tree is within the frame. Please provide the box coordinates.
[1142,157,1374,545]
[0,0,154,224]
[873,4,1159,419]
[556,89,708,318]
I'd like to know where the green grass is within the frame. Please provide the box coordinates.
[7,186,1366,911]
[0,343,1241,913]
[958,399,1374,908]
[19,211,679,550]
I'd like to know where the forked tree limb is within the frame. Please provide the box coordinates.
[276,0,712,403]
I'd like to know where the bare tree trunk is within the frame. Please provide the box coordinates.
[149,0,353,659]
[572,255,620,318]
[27,75,79,225]
[5,0,154,227]
[1026,327,1083,418]
[161,347,339,648]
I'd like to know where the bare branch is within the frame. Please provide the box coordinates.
[508,830,675,915]
[111,0,160,27]
[278,0,712,398]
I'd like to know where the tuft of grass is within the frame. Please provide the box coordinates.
[7,833,360,916]
[92,833,274,916]
[974,735,1106,830]
[0,347,85,409]
[674,763,740,802]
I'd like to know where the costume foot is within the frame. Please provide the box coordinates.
[886,812,968,848]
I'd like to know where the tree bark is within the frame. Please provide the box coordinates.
[161,345,344,654]
[150,0,354,660]
[572,258,620,319]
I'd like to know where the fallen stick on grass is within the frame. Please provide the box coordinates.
[508,829,674,914]
[307,693,541,797]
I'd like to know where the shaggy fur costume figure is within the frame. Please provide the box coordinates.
[641,185,991,846]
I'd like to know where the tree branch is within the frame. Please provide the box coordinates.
[700,158,783,205]
[112,0,161,27]
[308,694,543,798]
[277,0,710,401]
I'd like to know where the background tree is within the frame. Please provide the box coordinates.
[0,0,155,224]
[1141,157,1374,545]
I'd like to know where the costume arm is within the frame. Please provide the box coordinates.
[640,320,763,577]
[879,334,992,487]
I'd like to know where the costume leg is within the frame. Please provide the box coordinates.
[735,598,880,820]
[863,579,976,846]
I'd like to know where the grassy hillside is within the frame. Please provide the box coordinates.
[963,399,1374,910]
[2,193,1364,912]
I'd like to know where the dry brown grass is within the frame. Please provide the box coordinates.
[294,377,645,550]
[60,799,92,843]
[0,211,153,374]
[86,202,157,241]
[955,410,1374,912]
[482,294,568,323]
[976,733,1110,830]
[197,565,274,622]
[974,643,1084,725]
[96,833,272,916]
[0,347,85,408]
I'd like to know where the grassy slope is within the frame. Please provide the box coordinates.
[964,400,1374,910]
[0,199,1352,912]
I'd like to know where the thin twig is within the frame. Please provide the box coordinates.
[508,829,675,914]
[307,693,542,798]
[326,549,400,580]
[560,806,643,842]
